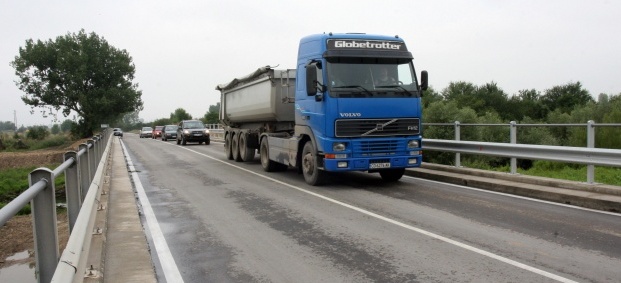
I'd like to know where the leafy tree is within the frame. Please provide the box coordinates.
[117,111,143,130]
[599,95,621,149]
[202,103,220,125]
[26,126,49,140]
[152,118,171,127]
[11,29,143,138]
[506,89,546,121]
[473,82,509,119]
[0,121,16,131]
[540,82,593,114]
[60,119,75,132]
[51,124,60,135]
[421,86,442,108]
[169,108,192,123]
[441,81,477,106]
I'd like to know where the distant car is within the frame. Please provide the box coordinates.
[161,125,178,141]
[140,127,153,138]
[177,120,210,145]
[152,125,164,139]
[113,128,123,137]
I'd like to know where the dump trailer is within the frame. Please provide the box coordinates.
[217,33,428,186]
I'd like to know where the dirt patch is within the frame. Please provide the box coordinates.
[0,213,68,267]
[0,138,89,170]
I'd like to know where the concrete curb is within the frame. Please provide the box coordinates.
[406,163,621,213]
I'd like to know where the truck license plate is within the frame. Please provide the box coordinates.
[193,134,202,136]
[369,162,391,169]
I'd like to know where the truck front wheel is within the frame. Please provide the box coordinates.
[379,168,405,182]
[302,141,326,186]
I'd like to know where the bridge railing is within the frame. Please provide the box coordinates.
[424,120,621,183]
[0,130,112,283]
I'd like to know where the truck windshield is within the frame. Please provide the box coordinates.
[326,59,419,98]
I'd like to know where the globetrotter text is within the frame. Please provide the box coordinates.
[333,40,402,50]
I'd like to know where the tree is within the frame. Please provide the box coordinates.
[152,117,171,127]
[117,111,143,130]
[0,121,16,131]
[51,124,60,135]
[169,108,192,123]
[202,103,220,124]
[11,29,143,138]
[540,82,593,114]
[26,126,49,140]
[506,89,546,121]
[60,119,75,132]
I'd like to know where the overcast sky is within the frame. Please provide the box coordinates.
[1,0,620,127]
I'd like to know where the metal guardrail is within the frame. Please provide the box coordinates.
[0,130,112,283]
[424,120,621,183]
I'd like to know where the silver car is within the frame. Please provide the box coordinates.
[140,127,153,138]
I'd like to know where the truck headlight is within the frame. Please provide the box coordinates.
[407,140,419,149]
[184,130,189,134]
[333,142,347,151]
[205,129,210,134]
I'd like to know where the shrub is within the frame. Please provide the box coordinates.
[26,126,50,140]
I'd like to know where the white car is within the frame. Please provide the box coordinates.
[140,127,153,138]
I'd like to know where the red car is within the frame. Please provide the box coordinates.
[152,126,164,139]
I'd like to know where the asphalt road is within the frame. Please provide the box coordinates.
[121,134,621,283]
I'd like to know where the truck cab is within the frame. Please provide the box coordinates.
[287,33,427,184]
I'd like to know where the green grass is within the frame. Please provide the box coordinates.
[518,161,621,186]
[463,159,621,186]
[0,164,65,215]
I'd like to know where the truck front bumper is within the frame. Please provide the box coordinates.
[323,154,422,171]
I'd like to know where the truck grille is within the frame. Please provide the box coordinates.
[353,140,402,157]
[335,118,420,137]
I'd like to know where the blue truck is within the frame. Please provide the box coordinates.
[217,33,427,185]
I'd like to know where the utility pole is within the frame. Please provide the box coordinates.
[14,110,17,131]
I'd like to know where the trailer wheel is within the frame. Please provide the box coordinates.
[232,133,242,161]
[239,132,255,161]
[379,168,405,182]
[225,133,233,160]
[302,141,326,186]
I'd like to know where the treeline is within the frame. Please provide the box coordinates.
[421,81,621,167]
[115,104,220,131]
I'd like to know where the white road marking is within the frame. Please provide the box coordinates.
[170,144,579,283]
[120,140,185,283]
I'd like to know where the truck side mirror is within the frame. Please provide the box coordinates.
[306,64,318,96]
[420,70,428,92]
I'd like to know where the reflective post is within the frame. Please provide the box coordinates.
[454,121,461,167]
[64,151,81,232]
[587,120,595,184]
[29,168,59,283]
[510,121,517,174]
